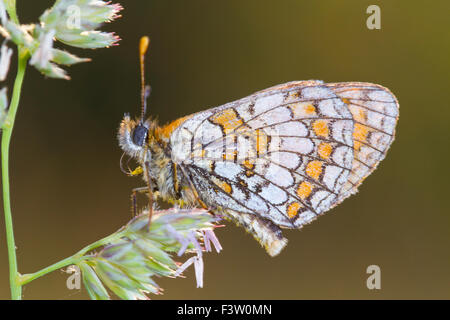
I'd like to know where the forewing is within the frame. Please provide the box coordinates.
[326,82,399,203]
[170,81,355,229]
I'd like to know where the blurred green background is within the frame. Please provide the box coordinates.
[0,0,449,299]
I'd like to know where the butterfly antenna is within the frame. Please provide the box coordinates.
[139,36,155,230]
[139,36,150,120]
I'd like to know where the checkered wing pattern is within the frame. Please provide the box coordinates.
[170,81,369,229]
[326,82,399,203]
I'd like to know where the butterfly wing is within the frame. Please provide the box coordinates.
[326,82,399,203]
[170,81,355,229]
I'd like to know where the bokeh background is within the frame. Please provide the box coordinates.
[0,0,449,299]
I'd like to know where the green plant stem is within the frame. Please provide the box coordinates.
[4,0,19,24]
[20,256,82,287]
[19,229,126,286]
[1,49,28,300]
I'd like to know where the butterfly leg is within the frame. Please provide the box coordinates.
[130,186,160,217]
[225,210,288,257]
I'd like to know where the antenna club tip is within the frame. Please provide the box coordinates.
[140,36,150,55]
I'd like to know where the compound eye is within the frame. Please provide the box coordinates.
[132,124,148,146]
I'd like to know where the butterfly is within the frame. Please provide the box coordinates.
[118,37,399,256]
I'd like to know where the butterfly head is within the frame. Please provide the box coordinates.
[118,115,152,161]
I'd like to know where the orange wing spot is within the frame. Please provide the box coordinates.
[353,123,370,149]
[287,202,302,218]
[156,115,193,140]
[289,102,316,117]
[304,104,316,115]
[297,181,313,200]
[342,98,350,104]
[312,120,329,137]
[306,160,323,180]
[242,159,255,170]
[221,182,232,194]
[318,142,333,159]
[255,129,268,155]
[213,178,232,194]
[210,108,243,134]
